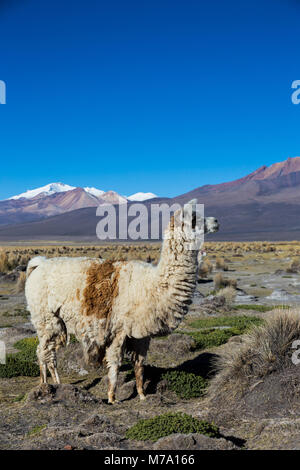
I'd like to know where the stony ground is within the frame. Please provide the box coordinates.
[1,244,300,450]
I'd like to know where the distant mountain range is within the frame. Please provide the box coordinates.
[2,157,300,241]
[0,184,157,226]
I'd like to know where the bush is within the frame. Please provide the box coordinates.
[187,328,240,350]
[161,370,208,399]
[14,337,39,362]
[0,337,39,378]
[125,412,220,442]
[0,355,40,378]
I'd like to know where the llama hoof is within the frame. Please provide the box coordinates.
[108,399,120,405]
[139,394,146,401]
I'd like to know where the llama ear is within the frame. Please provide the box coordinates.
[187,198,198,206]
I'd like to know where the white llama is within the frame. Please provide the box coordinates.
[25,200,219,403]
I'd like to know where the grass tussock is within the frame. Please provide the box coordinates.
[209,309,300,403]
[216,286,236,306]
[215,257,228,271]
[287,258,300,273]
[125,412,219,442]
[198,259,213,278]
[0,250,10,273]
[214,273,237,290]
[15,271,26,293]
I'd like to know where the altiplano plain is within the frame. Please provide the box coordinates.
[1,241,300,449]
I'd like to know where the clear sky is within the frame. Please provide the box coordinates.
[1,0,300,199]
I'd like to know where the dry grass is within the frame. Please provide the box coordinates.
[0,250,9,273]
[209,309,300,403]
[0,243,162,273]
[15,272,26,293]
[198,260,213,278]
[215,257,228,271]
[214,273,237,290]
[216,286,237,306]
[286,258,300,273]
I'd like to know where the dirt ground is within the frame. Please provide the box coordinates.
[1,241,300,450]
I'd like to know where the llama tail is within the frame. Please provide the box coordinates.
[26,256,47,279]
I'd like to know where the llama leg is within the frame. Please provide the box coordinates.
[132,337,150,401]
[37,344,47,384]
[47,354,61,385]
[105,334,125,404]
[134,357,146,400]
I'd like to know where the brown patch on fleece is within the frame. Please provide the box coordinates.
[82,260,121,320]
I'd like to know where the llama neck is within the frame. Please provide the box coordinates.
[153,232,199,335]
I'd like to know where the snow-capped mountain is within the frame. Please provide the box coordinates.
[7,183,157,203]
[8,182,76,200]
[1,183,159,226]
[127,192,158,201]
[84,187,105,198]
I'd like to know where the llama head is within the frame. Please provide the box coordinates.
[164,199,219,251]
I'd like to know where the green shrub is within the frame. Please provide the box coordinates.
[0,336,39,378]
[189,315,263,331]
[186,328,240,350]
[125,412,219,442]
[162,370,207,399]
[0,355,40,378]
[14,337,39,362]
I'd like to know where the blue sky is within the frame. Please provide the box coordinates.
[1,0,300,199]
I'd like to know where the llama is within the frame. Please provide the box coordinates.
[25,200,219,403]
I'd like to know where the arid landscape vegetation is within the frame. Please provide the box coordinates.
[1,241,300,449]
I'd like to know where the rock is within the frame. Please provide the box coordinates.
[117,380,136,401]
[191,295,226,315]
[154,433,238,450]
[27,384,99,405]
[149,334,195,357]
[84,431,124,448]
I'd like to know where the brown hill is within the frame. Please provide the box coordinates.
[0,188,102,226]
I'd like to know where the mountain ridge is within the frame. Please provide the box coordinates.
[1,157,300,240]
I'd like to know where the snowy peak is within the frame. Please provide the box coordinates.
[6,183,158,207]
[84,187,105,198]
[9,182,76,200]
[127,192,158,201]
